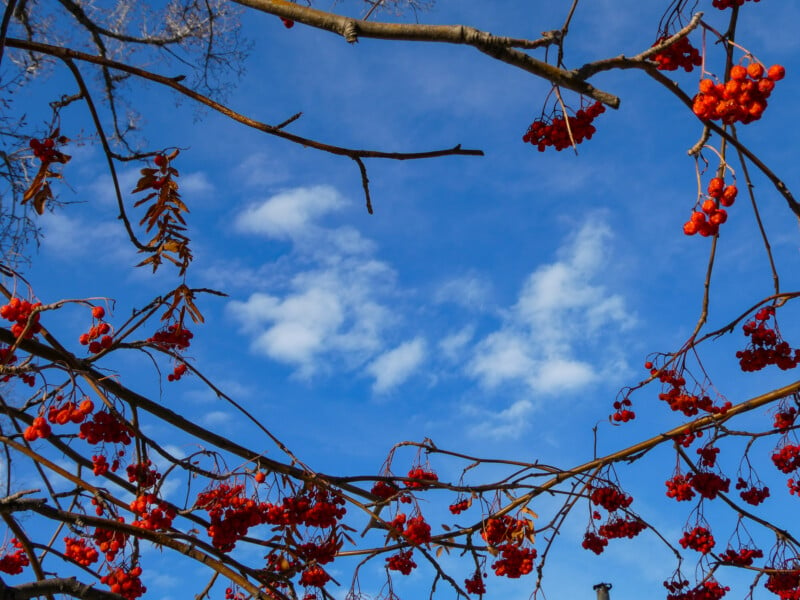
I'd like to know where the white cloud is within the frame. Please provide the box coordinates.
[434,275,491,310]
[367,338,427,393]
[234,185,345,239]
[468,220,634,395]
[227,185,404,378]
[463,399,535,439]
[439,326,475,362]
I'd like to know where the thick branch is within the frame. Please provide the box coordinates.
[230,0,620,108]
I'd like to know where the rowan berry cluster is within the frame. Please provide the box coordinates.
[712,0,760,8]
[1,297,42,339]
[679,526,715,554]
[772,444,800,474]
[371,480,400,500]
[449,498,471,514]
[666,474,696,501]
[652,36,702,71]
[692,63,785,125]
[225,587,246,600]
[405,467,438,489]
[491,545,536,578]
[79,306,113,353]
[737,306,800,372]
[690,472,731,500]
[481,515,525,546]
[697,446,720,468]
[522,102,605,152]
[93,522,128,562]
[101,566,146,600]
[47,397,94,426]
[400,514,431,546]
[664,578,729,600]
[735,478,770,505]
[299,565,330,587]
[464,572,486,595]
[596,516,647,539]
[589,486,633,511]
[718,546,763,566]
[131,493,176,531]
[22,416,52,441]
[656,368,731,416]
[0,539,29,575]
[79,411,133,445]
[683,177,737,237]
[296,538,340,565]
[386,550,416,574]
[64,537,100,566]
[148,323,193,350]
[0,345,30,385]
[581,531,609,555]
[127,461,161,488]
[92,454,120,476]
[765,570,800,600]
[611,396,635,422]
[167,362,188,381]
[775,407,798,431]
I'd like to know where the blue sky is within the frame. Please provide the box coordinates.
[7,1,800,599]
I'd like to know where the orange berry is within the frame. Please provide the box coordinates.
[747,62,764,79]
[767,64,785,81]
[729,65,747,81]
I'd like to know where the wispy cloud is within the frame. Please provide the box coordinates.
[227,186,397,380]
[367,337,427,393]
[468,220,634,395]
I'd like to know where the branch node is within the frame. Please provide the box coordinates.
[344,20,359,43]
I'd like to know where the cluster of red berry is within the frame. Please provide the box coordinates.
[0,539,29,574]
[652,36,702,71]
[692,63,785,125]
[64,537,100,566]
[449,498,471,514]
[481,515,526,546]
[167,362,188,381]
[464,572,486,595]
[101,566,146,600]
[491,545,536,578]
[581,531,609,555]
[79,410,133,445]
[93,521,128,562]
[296,538,340,566]
[655,368,731,417]
[371,480,399,500]
[405,467,438,489]
[148,323,193,351]
[22,416,52,441]
[664,578,730,600]
[683,177,737,237]
[718,546,763,566]
[1,297,42,339]
[665,474,695,501]
[679,526,715,554]
[92,453,122,477]
[130,493,176,531]
[596,516,647,540]
[737,306,800,372]
[765,570,800,600]
[400,514,432,546]
[712,0,760,8]
[774,407,798,431]
[48,397,94,425]
[735,477,770,505]
[299,565,330,587]
[386,550,417,574]
[127,460,161,488]
[690,471,731,499]
[78,306,113,353]
[589,485,633,511]
[611,395,635,422]
[522,102,605,152]
[697,445,720,468]
[772,444,800,474]
[25,396,96,441]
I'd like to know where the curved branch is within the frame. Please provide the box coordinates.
[229,0,620,108]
